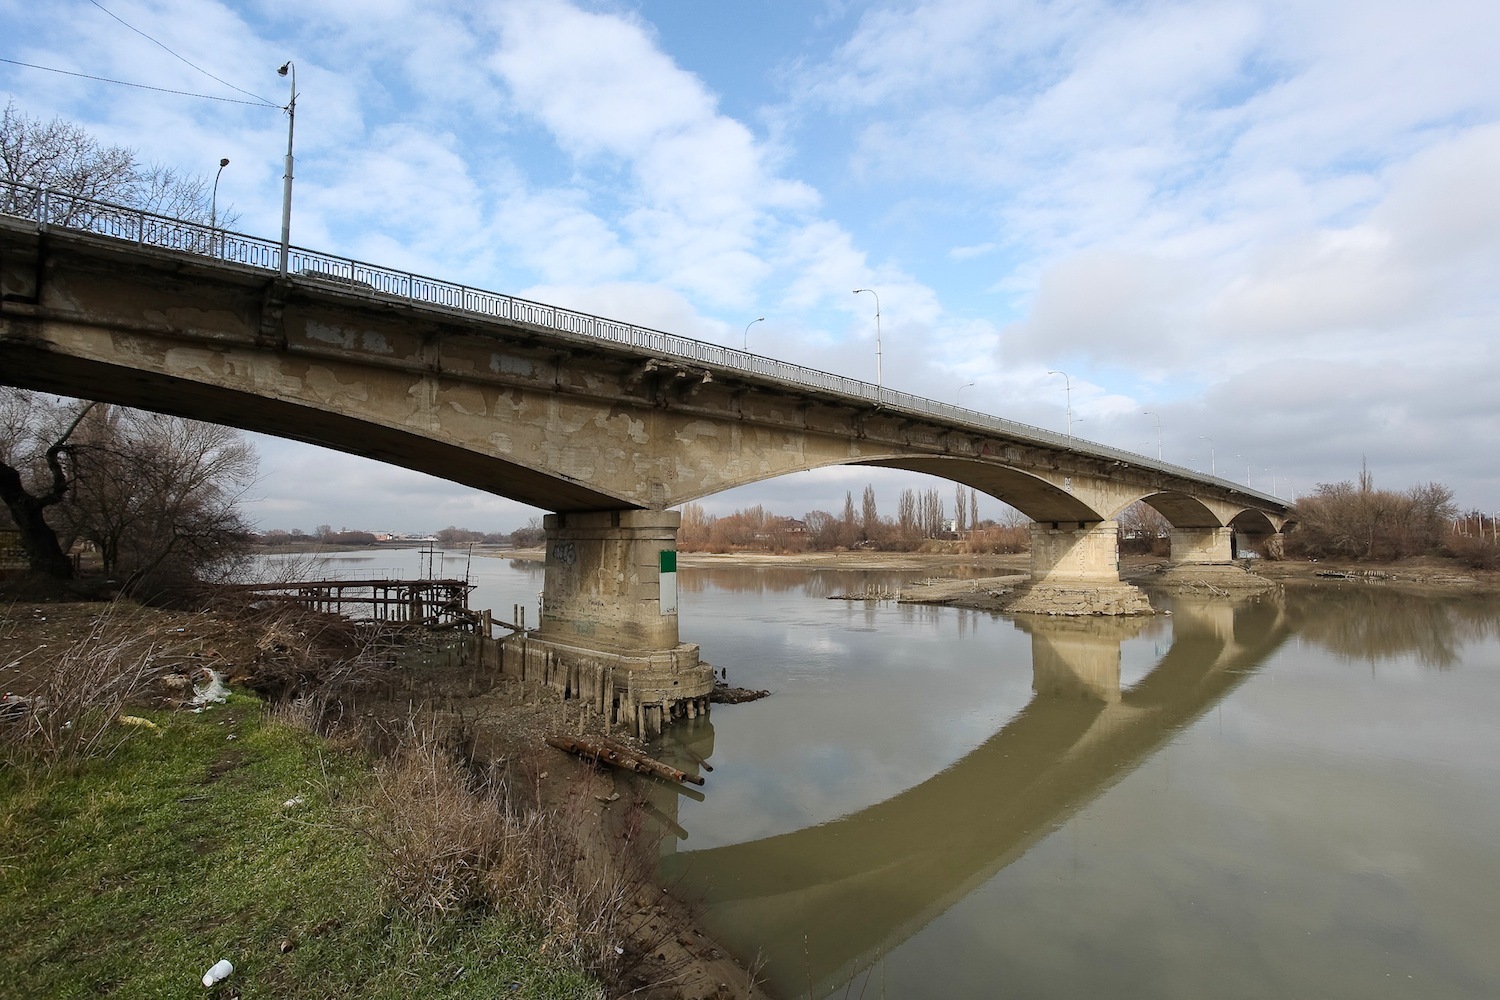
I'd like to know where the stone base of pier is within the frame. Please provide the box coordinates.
[1014,520,1156,616]
[493,634,714,739]
[1002,582,1157,616]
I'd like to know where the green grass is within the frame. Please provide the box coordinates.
[0,695,603,999]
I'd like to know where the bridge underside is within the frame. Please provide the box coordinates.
[0,343,629,511]
[1,221,1292,693]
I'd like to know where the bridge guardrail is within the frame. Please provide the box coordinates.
[0,179,1283,507]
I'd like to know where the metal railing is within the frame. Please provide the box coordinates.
[0,179,1283,506]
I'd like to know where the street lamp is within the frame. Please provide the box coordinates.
[1144,411,1162,460]
[957,381,975,406]
[1237,455,1250,486]
[1199,435,1215,475]
[210,157,229,256]
[277,60,296,278]
[1047,370,1072,437]
[852,288,882,400]
[742,316,764,351]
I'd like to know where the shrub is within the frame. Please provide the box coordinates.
[1445,535,1500,571]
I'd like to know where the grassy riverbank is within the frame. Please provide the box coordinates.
[0,691,607,999]
[0,598,753,999]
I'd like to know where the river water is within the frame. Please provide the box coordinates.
[261,551,1500,999]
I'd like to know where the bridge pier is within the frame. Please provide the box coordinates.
[1151,525,1279,593]
[499,510,713,738]
[1169,526,1235,564]
[1006,520,1155,615]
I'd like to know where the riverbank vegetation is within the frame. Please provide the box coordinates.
[1284,465,1497,568]
[0,600,682,998]
[0,390,257,598]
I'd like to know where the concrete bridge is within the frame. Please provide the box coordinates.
[658,596,1294,996]
[0,187,1290,731]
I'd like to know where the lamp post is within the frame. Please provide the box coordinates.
[957,381,975,406]
[209,157,229,256]
[277,61,296,278]
[852,288,881,400]
[742,316,764,351]
[1047,370,1072,437]
[1144,411,1162,460]
[1199,435,1215,475]
[1237,455,1250,486]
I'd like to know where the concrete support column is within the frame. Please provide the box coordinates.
[538,509,682,650]
[1030,520,1124,584]
[1169,526,1234,564]
[500,508,714,738]
[1009,520,1154,616]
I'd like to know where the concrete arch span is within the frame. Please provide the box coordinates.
[1,343,636,512]
[851,456,1102,523]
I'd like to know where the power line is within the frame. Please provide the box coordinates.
[85,0,277,107]
[0,57,276,107]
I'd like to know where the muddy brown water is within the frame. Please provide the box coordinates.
[260,552,1500,1000]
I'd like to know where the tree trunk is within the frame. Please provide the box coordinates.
[0,463,74,579]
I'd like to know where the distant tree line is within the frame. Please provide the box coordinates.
[677,484,1029,554]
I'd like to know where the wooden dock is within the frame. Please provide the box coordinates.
[227,578,479,629]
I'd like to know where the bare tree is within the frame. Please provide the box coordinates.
[954,484,968,534]
[58,405,258,593]
[509,516,546,548]
[861,485,878,542]
[0,391,95,578]
[997,503,1030,530]
[1,100,233,227]
[897,489,917,537]
[921,488,945,538]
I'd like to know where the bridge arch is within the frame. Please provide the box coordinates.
[1131,490,1225,528]
[852,456,1104,522]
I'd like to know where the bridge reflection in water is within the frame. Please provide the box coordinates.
[655,596,1291,998]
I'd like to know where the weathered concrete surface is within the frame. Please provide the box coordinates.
[1170,526,1235,564]
[521,509,712,735]
[463,509,716,737]
[1002,582,1157,616]
[537,510,683,651]
[1009,521,1156,615]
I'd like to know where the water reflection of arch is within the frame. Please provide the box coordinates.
[662,595,1292,998]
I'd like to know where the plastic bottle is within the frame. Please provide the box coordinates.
[201,959,233,987]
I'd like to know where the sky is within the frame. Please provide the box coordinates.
[3,0,1497,534]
